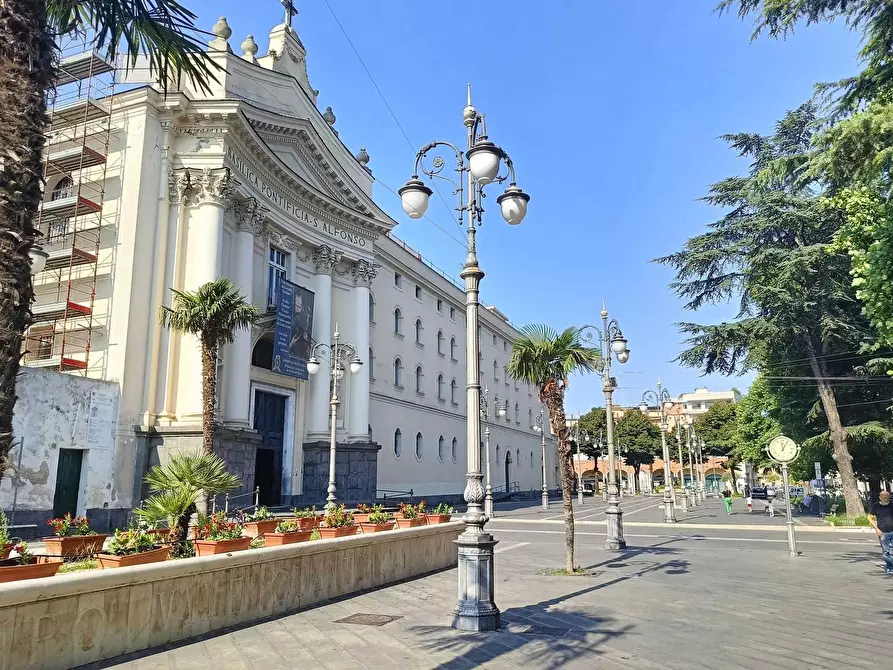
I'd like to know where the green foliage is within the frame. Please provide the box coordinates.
[825,514,871,526]
[0,511,9,547]
[105,528,157,556]
[369,508,395,524]
[47,513,94,537]
[245,506,274,522]
[323,505,355,528]
[433,502,454,515]
[505,325,602,395]
[291,506,318,519]
[249,536,265,549]
[274,519,301,533]
[615,410,661,457]
[732,375,782,465]
[58,560,97,573]
[195,512,243,541]
[397,502,419,520]
[796,421,893,481]
[577,407,606,458]
[693,401,738,457]
[158,278,259,349]
[47,0,220,94]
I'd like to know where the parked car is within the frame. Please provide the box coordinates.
[789,486,804,497]
[751,487,767,499]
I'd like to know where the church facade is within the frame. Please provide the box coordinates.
[24,13,555,517]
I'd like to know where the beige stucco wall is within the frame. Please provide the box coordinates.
[0,522,461,669]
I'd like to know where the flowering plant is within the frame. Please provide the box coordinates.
[291,506,317,519]
[195,512,243,541]
[47,513,95,537]
[357,503,372,513]
[105,528,156,556]
[322,504,355,528]
[397,502,418,519]
[244,506,274,522]
[368,506,394,524]
[10,542,36,565]
[275,519,301,533]
[433,503,454,515]
[417,500,428,515]
[0,511,10,547]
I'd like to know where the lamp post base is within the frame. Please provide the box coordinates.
[577,489,584,506]
[678,491,688,513]
[687,491,696,507]
[452,531,500,631]
[663,490,677,523]
[541,489,550,510]
[604,498,626,550]
[484,485,494,519]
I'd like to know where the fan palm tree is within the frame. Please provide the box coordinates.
[135,452,240,556]
[159,278,258,454]
[0,0,216,479]
[506,325,602,573]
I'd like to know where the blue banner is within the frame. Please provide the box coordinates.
[272,279,314,380]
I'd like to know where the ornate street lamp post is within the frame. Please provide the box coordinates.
[306,323,362,511]
[399,85,529,632]
[567,417,590,506]
[533,407,550,510]
[697,436,707,498]
[674,420,688,513]
[640,379,676,523]
[580,303,630,550]
[480,387,505,518]
[684,417,699,507]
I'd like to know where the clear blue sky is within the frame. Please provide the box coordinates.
[191,0,860,413]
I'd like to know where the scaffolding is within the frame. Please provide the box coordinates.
[24,37,115,374]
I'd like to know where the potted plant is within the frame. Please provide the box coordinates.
[395,502,426,529]
[241,506,278,538]
[0,542,62,582]
[425,502,454,525]
[95,528,170,569]
[0,511,12,559]
[291,506,320,530]
[43,513,106,558]
[135,517,171,543]
[318,505,356,539]
[193,512,251,556]
[359,506,394,534]
[264,518,313,546]
[353,503,373,524]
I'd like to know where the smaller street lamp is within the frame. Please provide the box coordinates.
[567,418,591,505]
[307,323,362,511]
[533,407,549,510]
[641,379,677,523]
[480,387,504,518]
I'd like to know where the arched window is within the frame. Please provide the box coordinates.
[496,445,501,464]
[51,176,73,201]
[450,379,458,404]
[369,293,375,323]
[437,374,444,400]
[438,436,445,462]
[415,365,423,393]
[394,429,402,457]
[514,403,520,423]
[394,358,403,387]
[368,347,374,381]
[437,330,444,355]
[415,432,423,461]
[394,308,403,334]
[493,360,499,382]
[415,318,423,344]
[450,337,457,360]
[451,438,458,462]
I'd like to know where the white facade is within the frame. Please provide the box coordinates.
[25,14,554,508]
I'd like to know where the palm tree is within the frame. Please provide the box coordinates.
[0,0,216,479]
[506,325,601,573]
[136,452,240,556]
[159,278,258,454]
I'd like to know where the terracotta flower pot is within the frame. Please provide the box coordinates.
[395,518,425,529]
[359,522,394,534]
[0,543,12,560]
[193,536,252,556]
[424,514,452,525]
[317,526,357,539]
[95,546,170,569]
[298,516,320,530]
[352,513,371,524]
[0,556,62,583]
[243,519,279,538]
[43,534,107,558]
[264,530,313,546]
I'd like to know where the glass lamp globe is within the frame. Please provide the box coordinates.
[497,184,530,225]
[306,357,320,375]
[29,246,48,275]
[349,358,363,375]
[398,178,432,219]
[610,334,628,354]
[466,139,502,184]
[639,403,648,414]
[533,424,542,433]
[664,400,674,410]
[497,405,506,418]
[616,350,630,364]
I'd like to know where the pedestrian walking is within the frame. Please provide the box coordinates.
[722,487,733,515]
[746,495,753,513]
[868,490,893,574]
[766,492,775,517]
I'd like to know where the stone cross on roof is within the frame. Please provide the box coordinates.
[281,0,298,28]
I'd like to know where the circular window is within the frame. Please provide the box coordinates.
[415,432,424,461]
[394,429,402,458]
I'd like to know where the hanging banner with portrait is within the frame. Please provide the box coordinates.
[272,279,314,380]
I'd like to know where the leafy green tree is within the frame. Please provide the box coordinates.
[506,325,601,573]
[717,0,893,111]
[614,410,661,494]
[0,0,216,480]
[136,452,240,557]
[159,279,258,455]
[576,407,606,459]
[732,375,782,466]
[694,401,737,456]
[656,104,869,517]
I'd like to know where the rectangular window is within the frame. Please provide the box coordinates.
[415,285,422,300]
[394,272,402,287]
[36,334,53,360]
[267,246,289,306]
[437,299,443,313]
[450,306,456,320]
[492,334,497,346]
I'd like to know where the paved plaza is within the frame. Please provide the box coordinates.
[87,498,888,669]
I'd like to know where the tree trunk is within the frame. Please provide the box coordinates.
[805,337,863,517]
[170,502,197,558]
[727,458,739,494]
[542,382,574,573]
[633,465,641,494]
[0,0,54,479]
[201,340,218,455]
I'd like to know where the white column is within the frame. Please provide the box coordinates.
[348,260,375,441]
[224,198,264,427]
[306,245,340,437]
[175,168,235,422]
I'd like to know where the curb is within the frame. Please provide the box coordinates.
[489,517,876,533]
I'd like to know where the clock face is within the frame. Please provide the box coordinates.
[768,435,799,463]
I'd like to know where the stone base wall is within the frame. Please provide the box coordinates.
[0,522,462,669]
[301,440,381,505]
